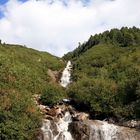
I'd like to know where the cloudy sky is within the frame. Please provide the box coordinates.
[0,0,140,56]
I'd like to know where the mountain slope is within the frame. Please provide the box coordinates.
[64,26,140,60]
[0,44,64,94]
[0,43,64,140]
[64,27,140,121]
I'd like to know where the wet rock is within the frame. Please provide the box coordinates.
[69,120,140,140]
[46,106,62,117]
[44,115,53,120]
[62,98,71,103]
[122,120,140,129]
[33,129,44,140]
[72,112,89,121]
[67,106,76,116]
[73,112,89,121]
[38,104,46,110]
[38,104,48,114]
[49,120,59,136]
[69,121,90,140]
[41,112,73,140]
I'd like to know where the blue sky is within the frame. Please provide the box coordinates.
[0,0,28,18]
[0,0,91,6]
[0,0,89,18]
[0,0,28,5]
[0,0,139,56]
[0,0,8,5]
[0,0,8,18]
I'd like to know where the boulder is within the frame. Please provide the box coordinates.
[69,120,140,140]
[69,121,90,140]
[73,112,89,121]
[46,106,62,117]
[122,120,140,129]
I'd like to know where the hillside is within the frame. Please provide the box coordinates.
[0,43,64,140]
[64,27,140,121]
[1,27,140,140]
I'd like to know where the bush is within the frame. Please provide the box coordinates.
[40,84,65,106]
[0,90,41,140]
[65,27,140,120]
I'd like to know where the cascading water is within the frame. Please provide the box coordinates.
[89,120,140,140]
[40,61,73,140]
[70,120,140,140]
[41,112,73,140]
[89,121,119,140]
[60,61,72,87]
[38,60,140,140]
[54,112,73,140]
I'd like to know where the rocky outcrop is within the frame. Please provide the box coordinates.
[47,69,62,82]
[69,120,140,140]
[46,106,62,117]
[73,112,89,121]
[69,121,90,140]
[121,120,140,129]
[33,94,140,140]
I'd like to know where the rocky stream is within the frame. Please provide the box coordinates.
[35,61,140,140]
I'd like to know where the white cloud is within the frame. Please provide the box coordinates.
[0,0,139,56]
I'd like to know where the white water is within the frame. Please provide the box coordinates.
[40,60,140,140]
[41,115,140,140]
[89,121,118,140]
[60,61,72,87]
[88,120,140,140]
[41,112,73,140]
[54,112,73,140]
[40,61,73,140]
[41,120,53,140]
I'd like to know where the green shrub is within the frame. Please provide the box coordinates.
[40,84,65,106]
[0,44,64,139]
[65,27,140,120]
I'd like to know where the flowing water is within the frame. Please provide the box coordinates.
[41,112,73,140]
[40,61,73,140]
[88,120,140,140]
[39,61,140,140]
[60,61,72,87]
[89,121,118,140]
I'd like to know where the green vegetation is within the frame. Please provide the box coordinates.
[40,84,65,106]
[0,44,64,140]
[64,27,140,60]
[1,26,140,139]
[64,27,140,120]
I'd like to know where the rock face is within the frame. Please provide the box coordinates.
[47,69,62,82]
[36,102,74,140]
[73,112,89,121]
[34,93,140,140]
[35,58,140,140]
[121,120,140,129]
[69,121,90,140]
[69,120,140,140]
[46,107,62,117]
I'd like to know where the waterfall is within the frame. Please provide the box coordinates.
[38,60,140,140]
[54,112,73,140]
[41,112,73,140]
[60,61,72,87]
[89,120,140,140]
[40,61,73,140]
[89,121,119,140]
[69,120,140,140]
